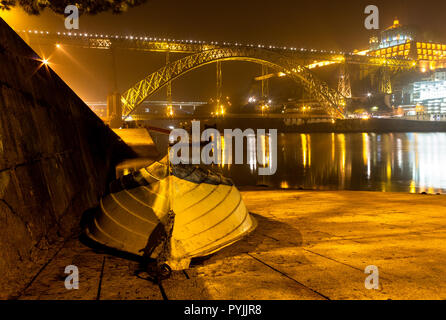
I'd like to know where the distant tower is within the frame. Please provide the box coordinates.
[369,35,379,51]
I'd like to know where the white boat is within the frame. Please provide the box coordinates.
[85,157,257,270]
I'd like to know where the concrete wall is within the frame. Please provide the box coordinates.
[0,18,134,298]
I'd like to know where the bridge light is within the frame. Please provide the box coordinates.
[42,58,49,65]
[56,43,61,48]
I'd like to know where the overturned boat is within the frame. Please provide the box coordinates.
[85,157,257,270]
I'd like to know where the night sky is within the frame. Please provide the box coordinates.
[2,0,446,102]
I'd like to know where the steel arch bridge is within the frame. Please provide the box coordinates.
[121,47,348,119]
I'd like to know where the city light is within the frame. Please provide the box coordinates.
[248,96,256,103]
[166,105,174,117]
[215,104,225,116]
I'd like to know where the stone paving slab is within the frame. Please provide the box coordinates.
[18,239,104,300]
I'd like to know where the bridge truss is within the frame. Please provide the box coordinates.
[21,30,417,120]
[121,47,351,119]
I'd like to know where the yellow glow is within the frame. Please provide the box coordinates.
[280,181,289,189]
[56,43,61,48]
[354,49,369,56]
[338,134,346,176]
[409,181,416,194]
[215,104,225,116]
[167,105,173,116]
[301,134,311,168]
[307,134,311,167]
[220,136,230,169]
[301,134,307,167]
[362,133,369,166]
[306,60,338,69]
[260,134,267,167]
[387,158,392,181]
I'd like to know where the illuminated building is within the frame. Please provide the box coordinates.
[398,69,446,119]
[369,18,446,70]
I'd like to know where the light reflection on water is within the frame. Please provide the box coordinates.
[215,132,446,193]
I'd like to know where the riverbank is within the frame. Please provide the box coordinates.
[139,117,446,134]
[214,118,446,133]
[15,189,446,300]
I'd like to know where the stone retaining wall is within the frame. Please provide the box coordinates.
[0,18,134,298]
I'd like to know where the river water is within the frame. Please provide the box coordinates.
[214,132,446,193]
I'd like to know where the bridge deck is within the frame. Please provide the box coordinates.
[14,189,446,300]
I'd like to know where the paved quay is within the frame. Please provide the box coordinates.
[17,190,446,300]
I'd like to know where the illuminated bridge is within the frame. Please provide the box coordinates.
[20,29,419,122]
